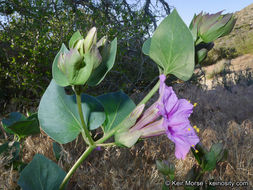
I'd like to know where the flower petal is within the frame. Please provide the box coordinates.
[158,75,178,118]
[140,118,166,138]
[130,103,160,132]
[165,123,199,159]
[166,99,193,126]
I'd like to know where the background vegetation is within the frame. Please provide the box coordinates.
[0,0,171,113]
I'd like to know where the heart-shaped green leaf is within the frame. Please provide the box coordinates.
[38,80,105,144]
[148,9,195,81]
[18,154,66,190]
[97,91,135,133]
[39,79,83,144]
[87,38,117,86]
[52,43,70,87]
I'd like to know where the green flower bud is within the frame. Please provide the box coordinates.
[198,12,236,43]
[71,27,103,69]
[189,11,236,44]
[57,48,93,85]
[74,39,85,56]
[55,27,111,87]
[83,27,97,53]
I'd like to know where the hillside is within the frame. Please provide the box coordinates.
[202,3,253,89]
[212,3,253,56]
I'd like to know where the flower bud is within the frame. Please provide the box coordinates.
[74,39,85,56]
[54,27,112,87]
[198,12,236,43]
[83,27,97,53]
[57,48,94,85]
[189,11,236,44]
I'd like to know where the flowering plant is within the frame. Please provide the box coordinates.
[0,9,235,190]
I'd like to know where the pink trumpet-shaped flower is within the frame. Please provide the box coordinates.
[126,75,199,159]
[158,75,199,159]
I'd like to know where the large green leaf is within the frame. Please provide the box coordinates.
[38,80,82,144]
[87,38,117,86]
[148,9,195,81]
[38,80,105,144]
[18,154,66,190]
[97,91,135,133]
[2,112,40,138]
[52,43,70,87]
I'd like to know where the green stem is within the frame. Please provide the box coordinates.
[59,145,96,190]
[96,142,116,147]
[76,93,94,146]
[138,79,160,106]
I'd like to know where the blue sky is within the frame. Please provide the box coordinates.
[168,0,253,26]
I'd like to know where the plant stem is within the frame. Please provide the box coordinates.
[59,145,96,190]
[96,142,116,147]
[137,79,160,106]
[76,93,94,146]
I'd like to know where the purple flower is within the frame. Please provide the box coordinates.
[121,74,199,159]
[158,74,199,159]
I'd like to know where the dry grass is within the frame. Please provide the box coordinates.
[1,63,253,190]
